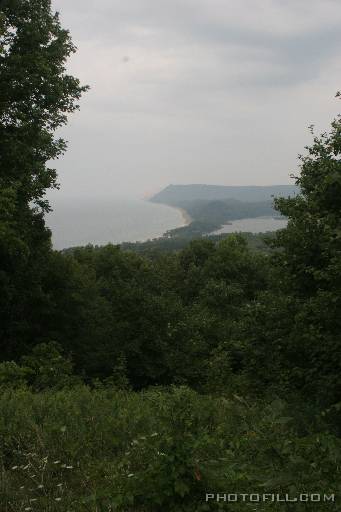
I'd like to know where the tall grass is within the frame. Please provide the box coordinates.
[0,386,340,511]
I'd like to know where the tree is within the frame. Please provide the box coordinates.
[274,99,341,404]
[0,0,88,359]
[0,0,88,209]
[273,103,341,297]
[242,95,341,404]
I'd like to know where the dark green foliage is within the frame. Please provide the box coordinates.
[0,191,52,359]
[118,231,274,255]
[0,0,88,360]
[165,219,220,238]
[21,341,78,390]
[1,0,340,507]
[0,387,340,511]
[0,341,78,391]
[2,235,263,390]
[32,236,267,390]
[237,107,341,405]
[0,0,88,209]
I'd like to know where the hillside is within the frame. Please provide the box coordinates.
[180,198,275,223]
[149,184,296,238]
[150,184,298,204]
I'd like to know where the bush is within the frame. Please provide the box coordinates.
[0,342,80,391]
[20,342,78,391]
[0,361,32,389]
[0,386,340,511]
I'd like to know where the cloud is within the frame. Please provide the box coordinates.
[50,0,341,198]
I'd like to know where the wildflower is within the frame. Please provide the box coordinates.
[55,497,62,501]
[66,465,73,469]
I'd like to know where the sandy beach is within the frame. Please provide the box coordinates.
[177,207,192,227]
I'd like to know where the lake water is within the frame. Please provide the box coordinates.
[213,216,288,235]
[46,198,184,250]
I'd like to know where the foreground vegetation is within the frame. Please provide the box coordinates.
[1,1,341,510]
[120,231,273,255]
[1,386,341,511]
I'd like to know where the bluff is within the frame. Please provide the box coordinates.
[150,184,298,205]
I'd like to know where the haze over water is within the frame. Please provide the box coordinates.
[46,197,184,250]
[47,196,289,250]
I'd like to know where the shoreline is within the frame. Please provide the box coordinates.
[176,207,192,227]
[146,199,193,229]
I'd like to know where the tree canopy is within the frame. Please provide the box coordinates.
[0,0,88,359]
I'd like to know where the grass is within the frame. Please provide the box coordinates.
[1,386,340,511]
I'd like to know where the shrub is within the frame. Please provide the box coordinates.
[0,387,340,511]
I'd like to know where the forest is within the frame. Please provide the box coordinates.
[0,1,341,511]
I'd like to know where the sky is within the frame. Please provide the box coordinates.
[49,0,341,200]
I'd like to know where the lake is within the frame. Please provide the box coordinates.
[213,216,288,234]
[46,197,185,250]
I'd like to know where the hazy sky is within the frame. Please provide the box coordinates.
[50,0,341,200]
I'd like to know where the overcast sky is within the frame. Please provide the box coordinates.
[50,0,341,200]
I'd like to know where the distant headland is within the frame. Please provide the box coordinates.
[149,184,298,238]
[150,184,298,204]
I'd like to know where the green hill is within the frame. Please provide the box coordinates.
[150,184,298,204]
[150,184,297,238]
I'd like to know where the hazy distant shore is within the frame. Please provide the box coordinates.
[177,207,192,227]
[146,198,193,230]
[48,198,186,250]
